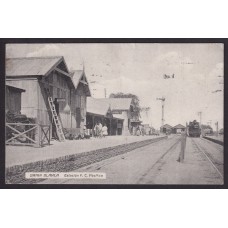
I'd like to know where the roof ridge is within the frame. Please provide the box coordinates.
[99,98,132,100]
[173,124,185,127]
[6,56,63,60]
[71,69,83,73]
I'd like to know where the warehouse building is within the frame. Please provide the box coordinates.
[6,56,91,139]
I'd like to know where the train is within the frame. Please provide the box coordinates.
[187,120,201,137]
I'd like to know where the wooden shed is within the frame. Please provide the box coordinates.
[6,56,91,138]
[5,84,25,113]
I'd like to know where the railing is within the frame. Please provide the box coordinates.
[6,123,51,147]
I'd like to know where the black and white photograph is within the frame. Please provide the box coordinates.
[1,1,228,228]
[4,42,224,185]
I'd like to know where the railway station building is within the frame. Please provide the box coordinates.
[140,107,152,135]
[99,98,141,135]
[86,97,124,135]
[160,124,173,134]
[172,124,186,134]
[86,98,141,136]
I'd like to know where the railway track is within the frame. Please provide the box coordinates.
[39,135,182,184]
[191,138,223,179]
[88,135,177,172]
[136,135,183,184]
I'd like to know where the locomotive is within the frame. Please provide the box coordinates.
[187,120,201,137]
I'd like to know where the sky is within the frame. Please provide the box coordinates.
[6,43,224,130]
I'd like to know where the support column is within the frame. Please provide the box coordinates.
[110,118,112,135]
[92,115,95,129]
[92,115,95,137]
[116,119,118,135]
[35,124,41,148]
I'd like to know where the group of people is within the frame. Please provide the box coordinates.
[131,125,145,136]
[93,122,108,138]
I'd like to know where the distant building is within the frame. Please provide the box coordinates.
[140,107,151,135]
[219,128,223,135]
[172,124,186,134]
[160,124,173,134]
[92,98,141,135]
[86,97,124,135]
[106,98,141,135]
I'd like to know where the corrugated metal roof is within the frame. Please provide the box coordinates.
[173,124,185,129]
[6,56,63,77]
[112,114,124,120]
[87,97,110,116]
[99,98,132,110]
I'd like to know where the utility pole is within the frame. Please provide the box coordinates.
[215,121,219,136]
[157,97,165,129]
[207,120,212,127]
[198,112,202,126]
[104,88,107,98]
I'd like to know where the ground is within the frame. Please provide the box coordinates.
[38,135,223,185]
[6,135,163,167]
[5,135,223,185]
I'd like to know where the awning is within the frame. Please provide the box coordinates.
[130,119,141,123]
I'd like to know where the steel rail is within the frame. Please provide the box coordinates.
[136,136,183,184]
[191,138,223,179]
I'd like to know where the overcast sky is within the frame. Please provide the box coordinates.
[6,43,224,130]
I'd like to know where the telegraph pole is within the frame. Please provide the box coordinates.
[104,88,107,98]
[207,120,212,128]
[157,97,165,129]
[198,112,202,126]
[215,121,219,136]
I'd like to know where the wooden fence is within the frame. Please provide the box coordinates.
[6,123,51,147]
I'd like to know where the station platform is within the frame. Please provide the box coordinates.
[203,135,223,145]
[6,135,165,167]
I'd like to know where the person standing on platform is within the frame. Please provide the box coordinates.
[98,122,103,138]
[94,123,99,138]
[102,124,108,137]
[136,127,141,136]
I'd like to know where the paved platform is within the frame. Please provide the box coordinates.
[6,135,164,167]
[205,135,223,142]
[203,135,223,145]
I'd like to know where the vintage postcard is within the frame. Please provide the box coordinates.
[4,42,224,185]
